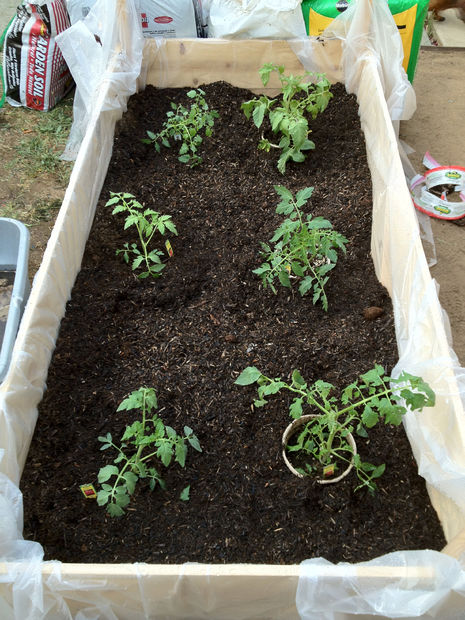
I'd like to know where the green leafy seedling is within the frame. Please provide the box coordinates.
[143,88,219,167]
[241,63,332,173]
[254,185,348,310]
[97,387,202,517]
[106,192,177,279]
[235,364,435,493]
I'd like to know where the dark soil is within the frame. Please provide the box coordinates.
[20,82,446,564]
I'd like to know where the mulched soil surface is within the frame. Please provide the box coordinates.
[21,82,446,564]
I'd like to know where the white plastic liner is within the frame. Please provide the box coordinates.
[57,0,144,160]
[1,0,465,617]
[297,551,465,619]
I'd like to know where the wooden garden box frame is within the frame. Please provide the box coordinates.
[1,4,465,617]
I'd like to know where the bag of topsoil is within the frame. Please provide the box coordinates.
[2,0,73,111]
[301,0,430,83]
[135,0,204,38]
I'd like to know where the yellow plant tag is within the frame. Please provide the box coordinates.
[323,464,335,478]
[80,484,97,499]
[165,240,173,257]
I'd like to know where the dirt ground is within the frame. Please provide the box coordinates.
[0,93,73,275]
[399,48,465,366]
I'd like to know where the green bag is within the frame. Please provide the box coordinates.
[0,16,15,110]
[301,0,429,83]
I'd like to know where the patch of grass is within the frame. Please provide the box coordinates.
[0,94,73,276]
[5,131,73,185]
[15,137,62,175]
[1,93,73,136]
[36,98,73,138]
[1,198,62,226]
[31,198,62,223]
[2,95,74,184]
[0,202,27,221]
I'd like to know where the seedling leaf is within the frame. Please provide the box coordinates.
[235,367,262,385]
[180,485,190,501]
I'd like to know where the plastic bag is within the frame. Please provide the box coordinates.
[301,0,429,83]
[65,0,97,24]
[135,0,200,38]
[2,0,73,111]
[208,0,307,39]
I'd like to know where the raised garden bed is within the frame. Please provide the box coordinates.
[20,80,446,565]
[2,32,465,619]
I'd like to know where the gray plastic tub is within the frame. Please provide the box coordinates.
[0,217,30,383]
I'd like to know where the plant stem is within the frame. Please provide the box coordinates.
[260,374,330,417]
[108,454,132,502]
[134,389,148,463]
[132,211,155,274]
[324,418,339,457]
[335,385,394,419]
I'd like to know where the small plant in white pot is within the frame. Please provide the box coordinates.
[235,364,435,492]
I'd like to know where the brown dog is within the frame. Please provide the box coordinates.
[429,0,465,21]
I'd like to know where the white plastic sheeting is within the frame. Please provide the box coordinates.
[1,0,465,617]
[57,0,144,160]
[297,552,465,619]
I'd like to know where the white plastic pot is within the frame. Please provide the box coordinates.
[282,413,357,484]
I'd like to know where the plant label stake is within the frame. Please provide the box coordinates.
[80,483,97,499]
[323,464,335,478]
